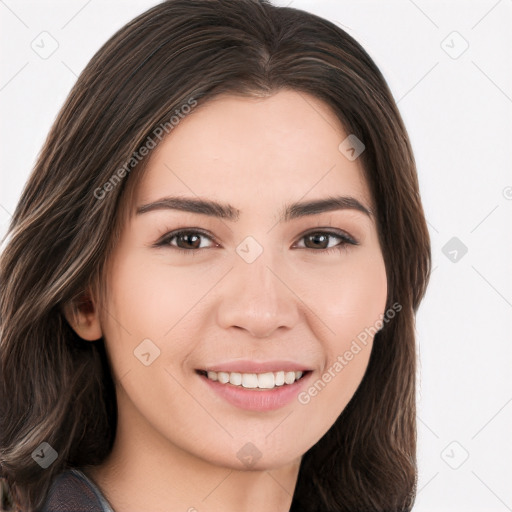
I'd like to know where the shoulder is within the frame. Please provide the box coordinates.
[38,468,113,512]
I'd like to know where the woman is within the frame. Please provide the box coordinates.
[0,0,431,511]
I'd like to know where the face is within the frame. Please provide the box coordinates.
[94,89,387,471]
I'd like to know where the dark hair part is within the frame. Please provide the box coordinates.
[0,1,431,510]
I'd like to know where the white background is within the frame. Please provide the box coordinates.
[1,1,511,510]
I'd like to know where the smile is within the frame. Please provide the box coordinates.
[196,368,312,411]
[197,369,306,390]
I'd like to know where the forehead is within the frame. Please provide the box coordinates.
[135,89,372,213]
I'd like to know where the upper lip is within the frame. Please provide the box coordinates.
[201,360,312,373]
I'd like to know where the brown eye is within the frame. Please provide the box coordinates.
[156,230,216,251]
[175,232,202,249]
[304,233,331,249]
[296,230,358,252]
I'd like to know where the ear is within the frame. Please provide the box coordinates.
[62,290,103,341]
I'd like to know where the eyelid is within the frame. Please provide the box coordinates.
[154,227,359,251]
[295,228,359,246]
[153,228,218,249]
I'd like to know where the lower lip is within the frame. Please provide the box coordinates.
[199,372,311,412]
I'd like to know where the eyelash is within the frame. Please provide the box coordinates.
[154,228,359,255]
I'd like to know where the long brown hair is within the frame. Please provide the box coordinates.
[0,1,431,510]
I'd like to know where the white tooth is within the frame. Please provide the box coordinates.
[258,372,275,389]
[295,371,303,380]
[229,372,242,386]
[207,371,218,381]
[218,372,230,384]
[284,371,296,385]
[242,373,258,389]
[274,371,285,386]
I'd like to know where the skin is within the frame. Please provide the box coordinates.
[66,89,387,512]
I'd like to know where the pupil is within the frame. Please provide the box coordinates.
[308,234,327,248]
[182,234,200,248]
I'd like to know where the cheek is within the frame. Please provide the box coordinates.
[303,247,388,344]
[98,249,226,385]
[296,248,387,418]
[102,250,215,341]
[335,255,387,340]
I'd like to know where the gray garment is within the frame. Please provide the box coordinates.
[38,468,115,512]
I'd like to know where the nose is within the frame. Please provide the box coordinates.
[215,248,300,339]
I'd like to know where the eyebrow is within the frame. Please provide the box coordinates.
[136,195,373,222]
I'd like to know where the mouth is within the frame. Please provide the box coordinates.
[195,369,310,390]
[195,361,313,411]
